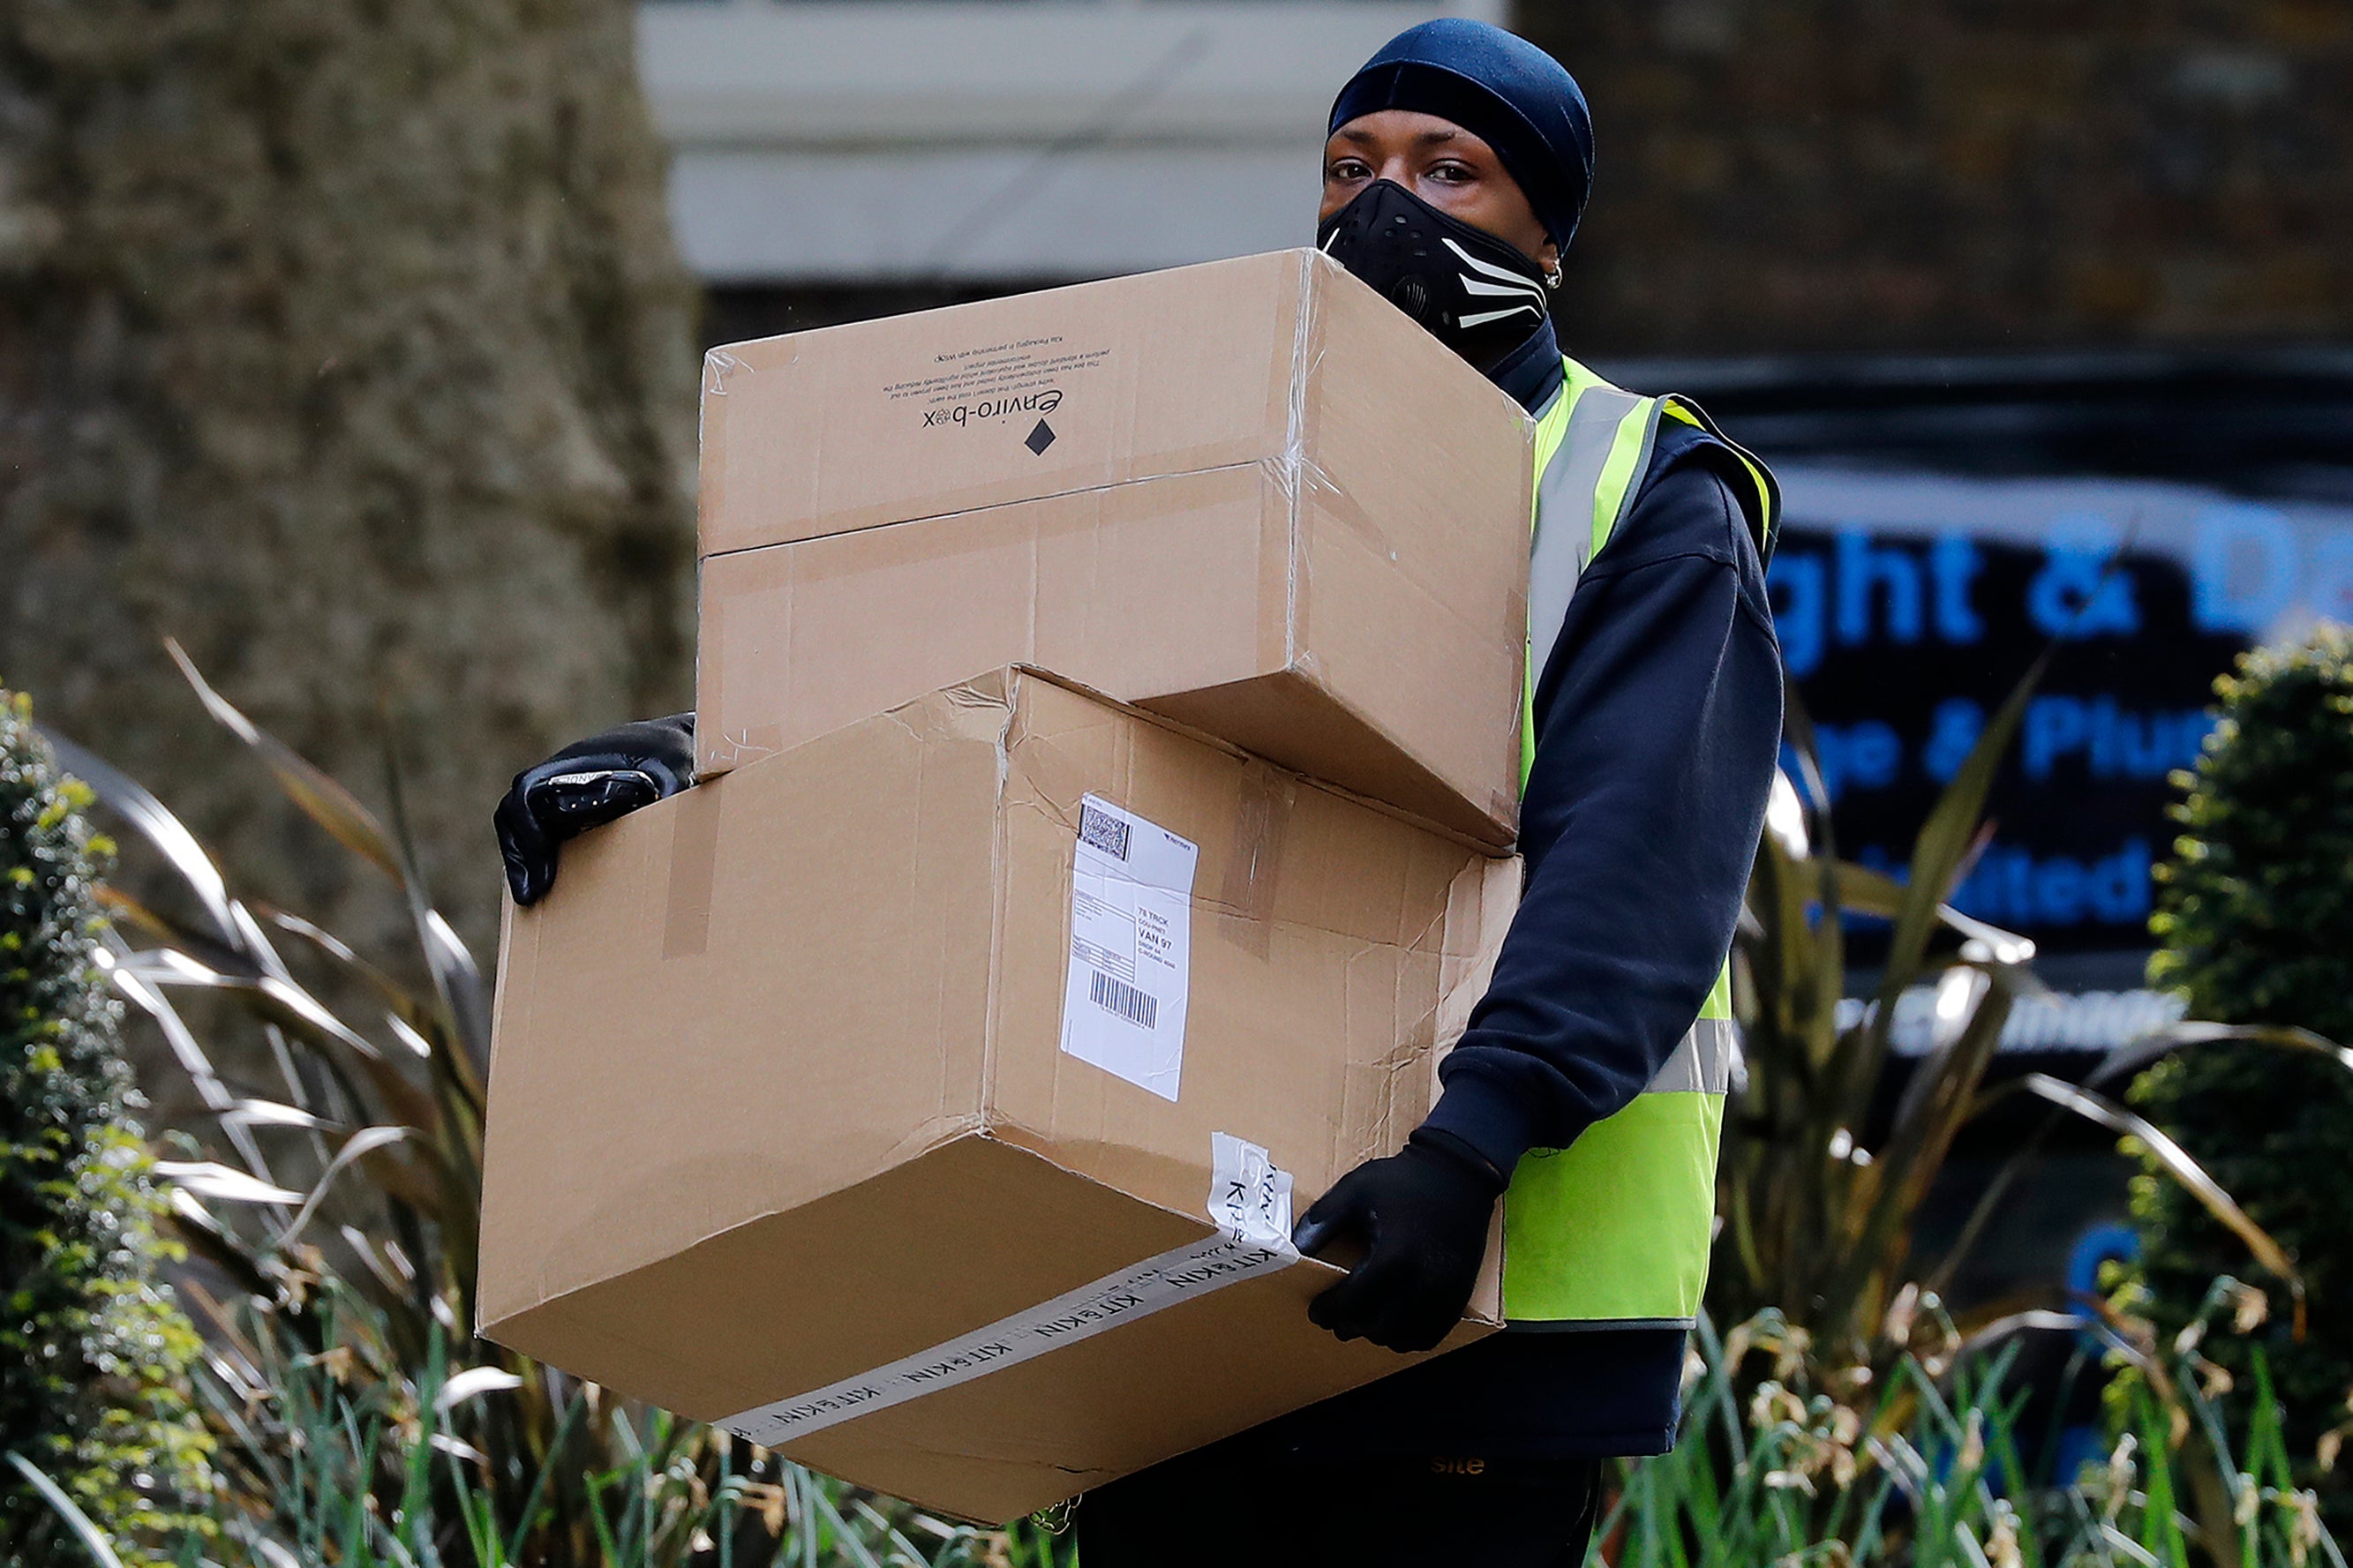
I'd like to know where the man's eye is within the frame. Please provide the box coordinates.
[1430,162,1474,183]
[1328,161,1370,181]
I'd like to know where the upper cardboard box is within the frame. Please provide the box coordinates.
[697,249,1531,558]
[480,668,1510,1522]
[695,249,1536,844]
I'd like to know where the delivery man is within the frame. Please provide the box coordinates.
[495,19,1780,1566]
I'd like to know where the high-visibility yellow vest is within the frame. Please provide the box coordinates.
[1501,356,1778,1328]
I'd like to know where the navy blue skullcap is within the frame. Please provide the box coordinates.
[1329,19,1594,249]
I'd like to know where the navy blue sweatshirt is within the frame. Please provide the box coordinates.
[1247,322,1784,1458]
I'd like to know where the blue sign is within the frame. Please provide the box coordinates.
[1766,468,2353,952]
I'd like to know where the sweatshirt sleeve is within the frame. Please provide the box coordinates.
[1416,438,1783,1178]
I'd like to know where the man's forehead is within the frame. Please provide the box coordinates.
[1330,111,1487,150]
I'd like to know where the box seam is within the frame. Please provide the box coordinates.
[699,459,1280,565]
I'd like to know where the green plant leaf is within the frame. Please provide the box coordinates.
[1880,651,2048,1003]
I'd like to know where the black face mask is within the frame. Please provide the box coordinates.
[1316,180,1552,371]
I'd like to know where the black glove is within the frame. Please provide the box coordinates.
[494,714,696,906]
[1292,1129,1506,1354]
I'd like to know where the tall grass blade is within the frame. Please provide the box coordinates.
[163,638,407,879]
[2011,1074,2302,1319]
[2083,1021,2353,1094]
[97,936,282,1182]
[4,1451,128,1568]
[39,726,244,951]
[1881,651,2047,1000]
[153,1160,304,1206]
[501,1384,589,1565]
[374,735,492,1076]
[275,1124,418,1246]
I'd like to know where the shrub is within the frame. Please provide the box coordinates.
[1738,656,2334,1559]
[2132,626,2353,1528]
[0,689,210,1564]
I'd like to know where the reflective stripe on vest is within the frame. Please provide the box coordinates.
[1502,356,1764,1329]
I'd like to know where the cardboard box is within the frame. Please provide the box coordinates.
[695,249,1534,847]
[480,669,1511,1523]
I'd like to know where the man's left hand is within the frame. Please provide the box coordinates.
[1293,1132,1504,1354]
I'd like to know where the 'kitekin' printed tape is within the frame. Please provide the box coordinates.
[716,1133,1299,1446]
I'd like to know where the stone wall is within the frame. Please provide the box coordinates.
[1521,0,2353,355]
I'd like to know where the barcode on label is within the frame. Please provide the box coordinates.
[1089,968,1158,1029]
[1079,801,1131,863]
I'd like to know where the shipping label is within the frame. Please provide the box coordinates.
[1060,795,1197,1101]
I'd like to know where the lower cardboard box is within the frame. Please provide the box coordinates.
[479,666,1514,1523]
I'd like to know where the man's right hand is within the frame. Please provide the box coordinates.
[494,714,696,905]
[1293,1130,1504,1354]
